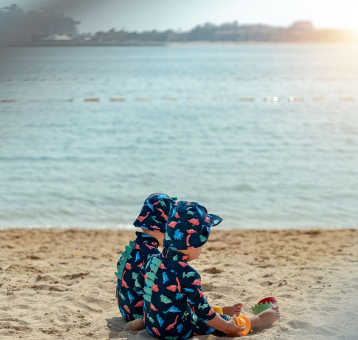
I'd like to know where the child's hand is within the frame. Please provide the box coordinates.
[225,314,245,337]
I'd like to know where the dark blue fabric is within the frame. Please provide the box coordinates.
[135,248,231,340]
[116,232,161,321]
[134,193,176,233]
[163,201,223,250]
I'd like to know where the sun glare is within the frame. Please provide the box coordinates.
[319,3,358,32]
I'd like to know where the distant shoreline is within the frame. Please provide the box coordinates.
[0,42,167,47]
[2,41,358,48]
[168,40,358,46]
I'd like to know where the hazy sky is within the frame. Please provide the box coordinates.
[1,0,358,32]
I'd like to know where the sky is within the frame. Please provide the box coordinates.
[1,0,358,33]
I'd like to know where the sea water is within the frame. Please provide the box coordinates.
[0,45,358,229]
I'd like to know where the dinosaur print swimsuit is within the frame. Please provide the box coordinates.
[135,248,231,339]
[116,231,161,321]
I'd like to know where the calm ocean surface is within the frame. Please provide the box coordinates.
[1,45,358,229]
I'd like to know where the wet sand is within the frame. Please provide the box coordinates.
[1,228,358,340]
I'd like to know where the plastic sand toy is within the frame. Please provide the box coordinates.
[212,306,251,336]
[251,297,277,315]
[234,315,251,336]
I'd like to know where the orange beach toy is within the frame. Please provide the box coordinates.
[212,306,251,337]
[234,315,251,336]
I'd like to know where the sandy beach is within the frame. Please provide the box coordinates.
[1,228,357,340]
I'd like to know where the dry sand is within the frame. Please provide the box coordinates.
[1,228,358,340]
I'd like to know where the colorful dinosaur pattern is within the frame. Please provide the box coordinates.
[163,201,223,251]
[116,232,160,321]
[135,248,231,340]
[133,194,176,234]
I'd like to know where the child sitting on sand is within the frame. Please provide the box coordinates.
[134,201,281,339]
[115,193,176,322]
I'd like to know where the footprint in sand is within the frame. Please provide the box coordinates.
[287,320,334,336]
[106,317,127,333]
[259,280,274,287]
[0,318,32,333]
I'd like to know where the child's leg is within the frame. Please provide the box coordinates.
[248,306,281,331]
[124,318,145,331]
[222,303,243,317]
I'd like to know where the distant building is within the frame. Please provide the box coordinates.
[27,8,80,38]
[214,29,237,41]
[286,21,315,41]
[0,4,79,44]
[289,21,314,31]
[0,4,23,33]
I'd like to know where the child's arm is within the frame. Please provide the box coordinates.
[182,271,245,336]
[206,314,245,336]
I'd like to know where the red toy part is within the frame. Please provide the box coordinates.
[257,297,277,306]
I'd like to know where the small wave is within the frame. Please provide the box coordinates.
[227,184,257,192]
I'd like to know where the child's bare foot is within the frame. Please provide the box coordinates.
[222,303,243,317]
[124,318,145,331]
[249,306,281,331]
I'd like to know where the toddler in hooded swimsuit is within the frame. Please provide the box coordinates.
[134,201,281,339]
[115,193,176,322]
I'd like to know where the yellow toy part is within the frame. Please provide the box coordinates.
[212,306,223,313]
